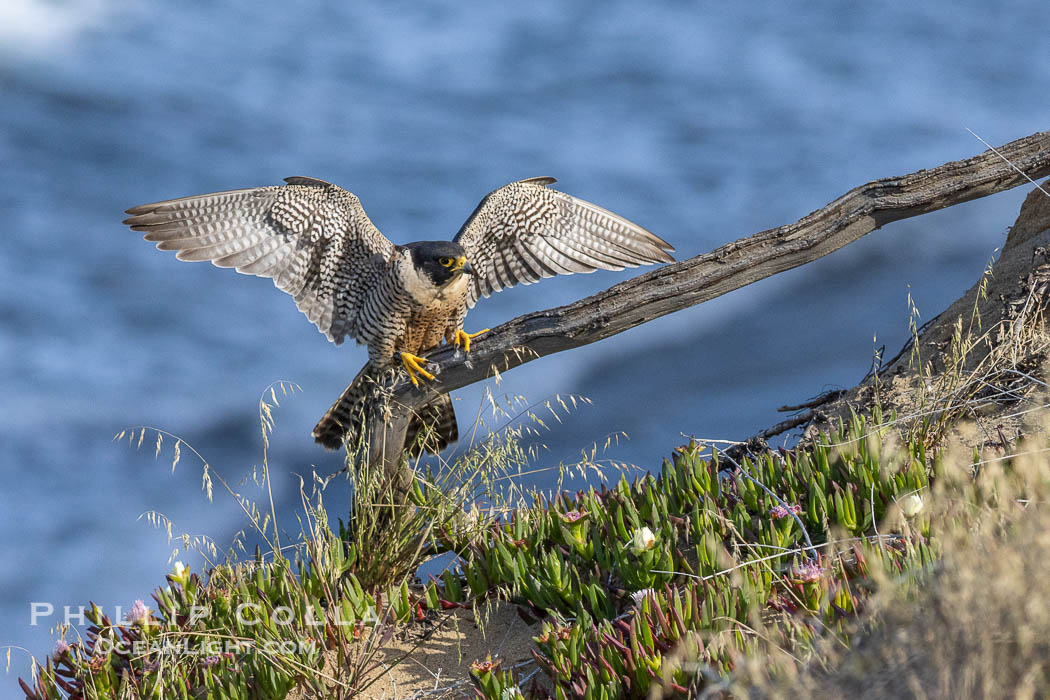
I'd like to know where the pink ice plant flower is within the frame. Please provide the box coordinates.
[52,639,71,660]
[792,562,824,582]
[126,599,151,626]
[770,504,802,519]
[202,652,235,668]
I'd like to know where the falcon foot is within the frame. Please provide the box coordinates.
[453,328,490,353]
[398,351,436,386]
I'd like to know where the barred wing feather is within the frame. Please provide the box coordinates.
[453,177,674,307]
[124,177,394,345]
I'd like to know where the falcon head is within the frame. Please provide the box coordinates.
[406,241,474,287]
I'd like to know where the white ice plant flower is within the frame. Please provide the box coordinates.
[630,526,657,554]
[631,588,656,607]
[899,493,924,518]
[172,561,188,580]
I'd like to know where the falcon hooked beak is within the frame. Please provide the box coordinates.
[459,258,474,275]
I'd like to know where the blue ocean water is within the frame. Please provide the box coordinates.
[1,0,1047,678]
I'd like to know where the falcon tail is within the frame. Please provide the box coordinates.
[312,366,458,456]
[403,393,459,458]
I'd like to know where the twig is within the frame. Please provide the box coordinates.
[649,533,903,582]
[967,128,1050,200]
[778,390,846,413]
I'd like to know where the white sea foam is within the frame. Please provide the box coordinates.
[0,0,121,52]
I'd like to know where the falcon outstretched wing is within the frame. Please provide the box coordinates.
[124,177,395,344]
[453,177,675,307]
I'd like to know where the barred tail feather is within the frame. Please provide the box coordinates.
[312,364,375,451]
[404,393,458,457]
[312,365,459,456]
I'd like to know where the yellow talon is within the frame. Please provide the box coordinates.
[454,328,490,353]
[399,351,436,386]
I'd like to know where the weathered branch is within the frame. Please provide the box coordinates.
[368,129,1050,470]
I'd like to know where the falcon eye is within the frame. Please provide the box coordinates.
[439,257,454,267]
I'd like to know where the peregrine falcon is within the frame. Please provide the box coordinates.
[124,176,674,453]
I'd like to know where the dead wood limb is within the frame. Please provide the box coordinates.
[778,390,848,413]
[366,129,1050,472]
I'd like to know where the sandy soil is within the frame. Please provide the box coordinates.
[290,601,543,699]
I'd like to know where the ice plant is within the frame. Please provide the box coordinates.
[51,640,70,660]
[770,504,802,519]
[899,493,924,517]
[560,509,587,525]
[170,561,189,584]
[471,657,501,674]
[126,599,151,626]
[630,526,656,554]
[631,588,656,607]
[23,410,944,700]
[559,509,591,556]
[792,562,824,583]
[471,656,518,698]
